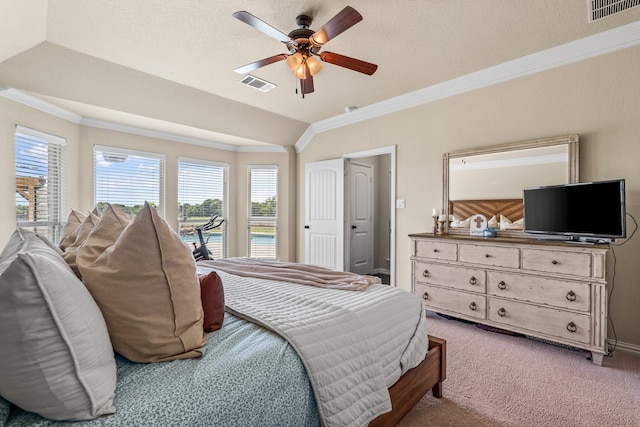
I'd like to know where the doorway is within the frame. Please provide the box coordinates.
[304,146,396,286]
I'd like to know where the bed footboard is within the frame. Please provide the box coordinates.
[369,335,446,426]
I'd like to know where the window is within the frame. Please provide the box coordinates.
[247,165,277,259]
[178,158,228,258]
[15,126,66,243]
[94,146,165,217]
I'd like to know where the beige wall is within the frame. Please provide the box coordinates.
[1,101,294,261]
[297,46,640,351]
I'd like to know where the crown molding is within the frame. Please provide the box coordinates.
[295,20,640,153]
[0,89,286,153]
[80,118,287,153]
[0,88,83,123]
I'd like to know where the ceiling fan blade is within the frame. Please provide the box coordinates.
[234,54,287,74]
[232,11,291,43]
[310,6,362,47]
[319,52,378,75]
[301,76,315,95]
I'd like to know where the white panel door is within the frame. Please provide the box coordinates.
[349,162,374,275]
[304,159,345,270]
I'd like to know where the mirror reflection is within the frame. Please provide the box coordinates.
[449,144,570,200]
[443,134,579,235]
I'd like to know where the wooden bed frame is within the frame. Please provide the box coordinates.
[369,335,446,426]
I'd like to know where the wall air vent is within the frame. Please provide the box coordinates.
[239,75,276,92]
[589,0,640,21]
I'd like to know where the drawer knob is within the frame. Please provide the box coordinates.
[566,291,577,302]
[422,292,429,301]
[566,322,577,333]
[469,276,477,285]
[498,308,506,317]
[422,269,430,278]
[485,254,491,258]
[552,260,558,265]
[433,249,439,253]
[469,302,477,311]
[498,280,507,290]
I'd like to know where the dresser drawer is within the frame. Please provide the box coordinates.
[522,249,592,277]
[414,261,486,293]
[459,244,520,268]
[416,283,487,320]
[488,298,590,344]
[487,272,590,312]
[415,240,457,261]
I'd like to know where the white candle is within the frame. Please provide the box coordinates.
[438,214,447,221]
[432,208,438,217]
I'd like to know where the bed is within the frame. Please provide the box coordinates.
[0,209,446,427]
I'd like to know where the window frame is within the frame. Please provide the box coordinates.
[15,125,66,243]
[177,157,229,259]
[247,164,278,259]
[93,145,166,217]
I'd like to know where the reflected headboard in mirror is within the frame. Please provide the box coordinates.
[449,199,523,222]
[443,134,579,236]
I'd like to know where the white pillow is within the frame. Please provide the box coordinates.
[450,215,472,228]
[500,215,524,230]
[0,234,116,421]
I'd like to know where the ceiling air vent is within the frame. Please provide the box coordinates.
[240,75,276,92]
[589,0,640,21]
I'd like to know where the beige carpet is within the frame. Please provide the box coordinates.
[398,312,640,427]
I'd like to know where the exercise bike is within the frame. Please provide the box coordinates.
[191,215,225,261]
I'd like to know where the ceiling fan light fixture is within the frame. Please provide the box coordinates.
[286,51,303,70]
[307,55,323,75]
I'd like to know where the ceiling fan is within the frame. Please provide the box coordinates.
[232,6,378,97]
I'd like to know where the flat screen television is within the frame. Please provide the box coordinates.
[523,179,626,242]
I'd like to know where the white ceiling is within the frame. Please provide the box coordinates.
[1,1,639,150]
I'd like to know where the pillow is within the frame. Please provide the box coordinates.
[76,204,130,270]
[61,211,100,278]
[58,209,87,251]
[199,271,225,333]
[0,228,61,261]
[500,215,524,230]
[80,202,207,363]
[450,215,472,228]
[0,235,116,420]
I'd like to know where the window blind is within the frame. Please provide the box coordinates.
[94,146,165,217]
[247,165,277,259]
[15,126,66,243]
[178,158,228,258]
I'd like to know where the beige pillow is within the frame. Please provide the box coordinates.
[77,204,130,270]
[58,209,87,251]
[0,235,116,420]
[62,211,99,277]
[81,202,206,363]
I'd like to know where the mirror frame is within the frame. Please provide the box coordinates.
[443,134,579,237]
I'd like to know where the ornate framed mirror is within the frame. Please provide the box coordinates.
[442,134,579,236]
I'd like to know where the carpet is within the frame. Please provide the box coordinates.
[398,311,640,427]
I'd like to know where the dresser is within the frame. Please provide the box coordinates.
[409,233,609,365]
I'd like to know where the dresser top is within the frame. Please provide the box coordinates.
[408,232,610,249]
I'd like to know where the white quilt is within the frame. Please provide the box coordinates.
[197,266,429,427]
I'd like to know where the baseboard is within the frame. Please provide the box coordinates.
[373,268,390,275]
[608,339,640,356]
